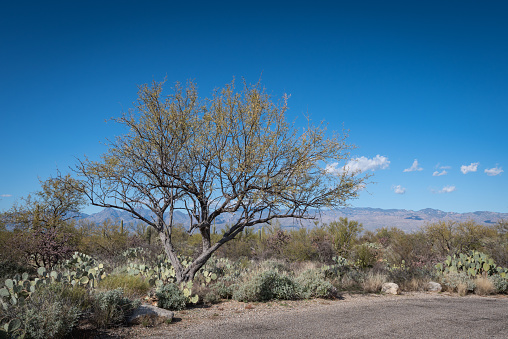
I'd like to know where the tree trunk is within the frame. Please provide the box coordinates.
[158,228,185,282]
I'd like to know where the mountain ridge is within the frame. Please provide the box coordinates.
[79,207,508,233]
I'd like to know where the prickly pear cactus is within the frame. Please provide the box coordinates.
[435,251,508,278]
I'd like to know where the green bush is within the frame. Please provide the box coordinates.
[233,270,300,302]
[91,288,140,328]
[156,283,187,311]
[22,302,80,339]
[440,272,476,293]
[489,275,508,293]
[352,243,378,268]
[338,268,366,291]
[19,284,81,339]
[203,291,221,304]
[212,281,234,299]
[296,269,337,299]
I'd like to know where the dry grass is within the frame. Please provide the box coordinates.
[362,272,387,293]
[98,274,151,298]
[339,275,357,290]
[474,277,496,296]
[400,277,427,292]
[290,261,319,276]
[457,282,469,296]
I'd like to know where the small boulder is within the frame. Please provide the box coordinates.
[381,282,400,295]
[426,281,442,292]
[128,304,174,326]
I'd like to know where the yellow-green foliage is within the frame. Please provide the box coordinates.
[422,221,497,256]
[282,228,319,262]
[327,217,363,258]
[98,274,150,297]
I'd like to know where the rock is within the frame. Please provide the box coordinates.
[426,281,442,292]
[128,304,174,326]
[381,282,400,295]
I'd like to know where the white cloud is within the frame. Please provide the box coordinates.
[0,194,12,198]
[439,185,456,193]
[432,170,447,176]
[326,155,390,174]
[485,166,503,176]
[461,162,479,174]
[392,185,406,194]
[403,159,423,172]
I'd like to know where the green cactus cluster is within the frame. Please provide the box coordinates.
[0,317,22,338]
[180,281,199,304]
[122,247,147,260]
[127,259,176,287]
[200,257,246,283]
[0,274,36,310]
[52,252,107,288]
[435,251,508,278]
[200,270,218,285]
[1,252,107,313]
[126,254,197,288]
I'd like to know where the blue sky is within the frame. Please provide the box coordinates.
[1,0,507,214]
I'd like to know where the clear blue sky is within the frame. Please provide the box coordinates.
[1,0,507,214]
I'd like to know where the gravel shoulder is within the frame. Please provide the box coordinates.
[100,292,508,338]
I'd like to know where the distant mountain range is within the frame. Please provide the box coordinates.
[79,207,508,233]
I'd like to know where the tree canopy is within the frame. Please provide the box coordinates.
[3,175,85,268]
[74,79,367,282]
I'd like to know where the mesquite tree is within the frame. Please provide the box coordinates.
[4,175,85,268]
[74,79,367,282]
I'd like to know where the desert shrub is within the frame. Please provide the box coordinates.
[233,270,300,302]
[203,291,221,304]
[306,226,335,263]
[296,269,337,299]
[282,228,320,262]
[327,217,363,258]
[440,272,475,295]
[338,269,365,291]
[156,283,187,311]
[11,284,82,339]
[321,256,352,279]
[191,284,219,304]
[216,237,256,260]
[474,277,496,296]
[386,230,438,269]
[91,288,140,328]
[262,230,292,259]
[387,265,432,291]
[211,281,234,299]
[311,238,336,264]
[362,272,387,293]
[489,275,508,293]
[99,274,150,298]
[259,259,291,274]
[422,221,497,258]
[352,243,379,269]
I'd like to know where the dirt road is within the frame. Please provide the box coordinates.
[120,293,508,338]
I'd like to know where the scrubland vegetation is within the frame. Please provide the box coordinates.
[1,207,507,337]
[1,80,506,337]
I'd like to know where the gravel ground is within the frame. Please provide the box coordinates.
[99,292,508,338]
